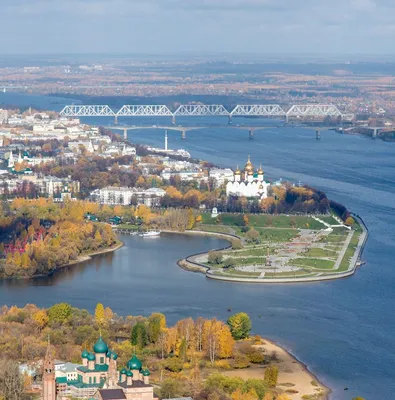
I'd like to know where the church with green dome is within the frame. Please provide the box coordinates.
[52,335,156,400]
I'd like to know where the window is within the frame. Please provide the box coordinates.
[89,377,92,384]
[94,377,97,384]
[100,357,104,364]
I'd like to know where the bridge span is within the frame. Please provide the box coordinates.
[60,103,354,124]
[108,124,269,139]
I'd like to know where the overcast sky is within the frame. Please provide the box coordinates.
[2,0,395,55]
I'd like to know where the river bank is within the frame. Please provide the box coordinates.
[0,240,124,280]
[225,338,331,400]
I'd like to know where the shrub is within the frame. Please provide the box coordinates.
[208,251,223,265]
[213,360,231,370]
[264,365,279,387]
[231,239,243,250]
[248,351,265,364]
[164,357,184,372]
[233,353,250,369]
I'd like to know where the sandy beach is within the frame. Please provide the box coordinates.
[224,338,330,400]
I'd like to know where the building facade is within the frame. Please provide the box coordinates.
[226,156,269,200]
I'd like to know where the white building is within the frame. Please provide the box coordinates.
[226,156,269,200]
[209,168,234,187]
[91,186,166,207]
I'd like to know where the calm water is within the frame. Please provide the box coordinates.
[1,93,395,399]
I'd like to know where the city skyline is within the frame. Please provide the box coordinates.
[2,0,395,55]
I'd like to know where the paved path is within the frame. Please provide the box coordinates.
[334,230,354,269]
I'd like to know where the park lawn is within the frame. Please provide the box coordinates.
[264,270,314,278]
[232,257,267,265]
[117,224,139,231]
[221,269,261,277]
[324,234,348,243]
[224,248,268,258]
[201,213,326,230]
[304,247,338,258]
[257,228,299,242]
[291,257,335,269]
[195,224,234,234]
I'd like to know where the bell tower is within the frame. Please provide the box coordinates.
[43,338,56,400]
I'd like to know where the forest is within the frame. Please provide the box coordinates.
[0,199,117,278]
[0,303,294,400]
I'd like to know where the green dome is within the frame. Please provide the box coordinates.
[127,355,142,370]
[126,370,133,377]
[93,336,108,354]
[120,368,127,375]
[87,353,95,361]
[106,350,112,357]
[142,369,151,376]
[81,350,89,359]
[112,353,118,360]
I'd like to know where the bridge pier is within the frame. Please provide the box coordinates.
[316,129,321,140]
[181,130,186,140]
[249,129,254,140]
[372,128,378,138]
[172,115,176,125]
[114,115,118,125]
[123,128,128,140]
[228,114,232,125]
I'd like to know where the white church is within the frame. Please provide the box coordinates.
[226,156,269,200]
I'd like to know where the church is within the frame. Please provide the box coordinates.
[226,156,269,200]
[43,336,157,400]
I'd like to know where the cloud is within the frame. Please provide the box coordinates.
[1,0,395,54]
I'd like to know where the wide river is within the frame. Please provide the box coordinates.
[1,92,395,399]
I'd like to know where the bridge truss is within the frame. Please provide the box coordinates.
[60,105,115,117]
[231,104,286,117]
[174,104,229,116]
[117,105,172,116]
[59,103,354,120]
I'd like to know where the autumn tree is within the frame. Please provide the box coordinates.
[227,312,252,340]
[32,310,49,332]
[264,365,279,387]
[148,313,166,343]
[95,303,106,327]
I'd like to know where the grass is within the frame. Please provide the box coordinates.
[304,248,338,258]
[117,224,139,231]
[195,224,233,234]
[223,248,268,257]
[292,258,335,269]
[323,234,347,243]
[338,231,360,272]
[257,228,299,242]
[214,269,261,277]
[201,213,326,230]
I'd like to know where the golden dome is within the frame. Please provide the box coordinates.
[248,170,254,176]
[244,155,254,172]
[258,163,264,175]
[234,165,241,175]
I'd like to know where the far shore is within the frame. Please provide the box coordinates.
[0,240,124,281]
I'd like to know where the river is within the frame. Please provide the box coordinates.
[1,92,395,399]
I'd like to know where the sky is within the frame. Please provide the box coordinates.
[2,0,395,55]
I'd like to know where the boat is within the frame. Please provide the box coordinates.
[139,231,161,237]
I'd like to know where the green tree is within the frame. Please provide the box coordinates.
[48,303,72,324]
[148,313,166,343]
[264,365,278,388]
[223,257,236,269]
[227,312,252,340]
[160,378,184,399]
[179,338,187,362]
[131,322,148,348]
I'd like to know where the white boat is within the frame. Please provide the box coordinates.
[139,231,161,237]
